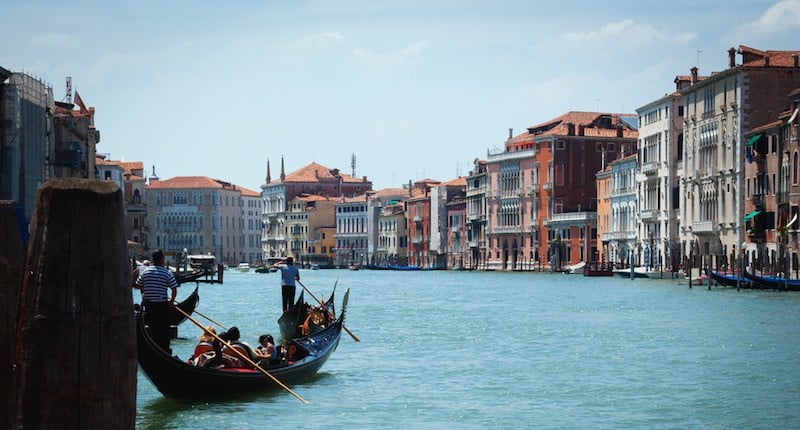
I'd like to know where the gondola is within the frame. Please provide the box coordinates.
[707,270,749,288]
[169,285,200,326]
[278,289,336,341]
[137,289,348,398]
[175,268,206,283]
[743,270,800,291]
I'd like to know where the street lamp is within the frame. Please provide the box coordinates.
[183,247,188,272]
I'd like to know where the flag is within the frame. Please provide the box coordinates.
[74,91,88,113]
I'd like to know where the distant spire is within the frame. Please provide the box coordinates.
[280,155,285,181]
[265,158,271,184]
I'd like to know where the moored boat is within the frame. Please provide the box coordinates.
[237,263,251,272]
[136,289,348,399]
[707,270,749,288]
[583,262,614,277]
[743,270,800,291]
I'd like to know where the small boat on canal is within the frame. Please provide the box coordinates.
[136,289,348,399]
[743,270,800,291]
[707,270,749,288]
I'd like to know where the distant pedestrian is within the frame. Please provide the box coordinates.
[136,249,180,354]
[272,256,300,311]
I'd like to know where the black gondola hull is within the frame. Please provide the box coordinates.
[137,290,346,398]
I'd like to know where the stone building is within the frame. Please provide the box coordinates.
[679,46,800,273]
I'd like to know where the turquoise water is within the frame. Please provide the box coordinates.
[136,270,800,429]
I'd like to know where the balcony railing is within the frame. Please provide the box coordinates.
[493,226,523,234]
[692,220,716,233]
[641,161,658,175]
[602,231,636,241]
[542,182,552,191]
[640,209,657,221]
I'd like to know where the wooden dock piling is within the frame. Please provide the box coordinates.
[9,179,136,429]
[1,201,27,430]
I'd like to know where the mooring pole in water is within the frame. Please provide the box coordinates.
[10,179,136,429]
[0,201,27,430]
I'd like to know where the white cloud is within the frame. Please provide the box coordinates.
[747,0,800,32]
[562,19,695,46]
[352,40,428,68]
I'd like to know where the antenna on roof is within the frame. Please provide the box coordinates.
[65,76,72,104]
[351,153,356,177]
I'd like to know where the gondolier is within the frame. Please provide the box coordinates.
[272,256,300,312]
[136,249,180,354]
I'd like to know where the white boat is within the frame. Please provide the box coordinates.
[236,262,251,272]
[188,254,217,274]
[565,261,586,274]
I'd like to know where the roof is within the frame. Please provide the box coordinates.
[441,177,467,187]
[238,186,261,197]
[148,176,252,193]
[739,45,800,68]
[509,111,638,144]
[276,162,368,184]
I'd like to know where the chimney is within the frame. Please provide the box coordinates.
[690,66,698,84]
[728,47,736,68]
[794,54,800,68]
[566,123,575,136]
[578,125,585,136]
[616,126,623,138]
[764,56,770,67]
[508,128,513,139]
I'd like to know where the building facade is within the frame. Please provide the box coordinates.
[680,46,800,273]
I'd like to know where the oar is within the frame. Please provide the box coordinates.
[297,280,361,342]
[173,306,309,404]
[193,309,229,331]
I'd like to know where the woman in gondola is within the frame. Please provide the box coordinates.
[191,326,216,363]
[255,334,279,364]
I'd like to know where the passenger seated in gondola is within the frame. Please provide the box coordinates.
[194,328,246,369]
[255,334,279,365]
[221,326,258,361]
[190,325,216,363]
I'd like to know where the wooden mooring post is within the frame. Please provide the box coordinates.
[8,179,136,429]
[1,201,27,430]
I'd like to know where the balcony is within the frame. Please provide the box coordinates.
[641,161,658,175]
[692,220,717,234]
[542,182,552,191]
[413,215,422,223]
[493,226,523,234]
[602,231,636,241]
[640,209,657,221]
[411,236,426,244]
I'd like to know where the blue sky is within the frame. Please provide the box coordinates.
[3,0,800,191]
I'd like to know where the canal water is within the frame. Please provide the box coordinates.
[135,269,800,429]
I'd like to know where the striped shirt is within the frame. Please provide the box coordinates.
[136,265,179,302]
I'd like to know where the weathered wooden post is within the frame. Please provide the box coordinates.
[1,201,27,429]
[10,179,136,429]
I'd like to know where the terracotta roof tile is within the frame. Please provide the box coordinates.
[739,45,800,68]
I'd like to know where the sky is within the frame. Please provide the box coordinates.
[3,0,800,192]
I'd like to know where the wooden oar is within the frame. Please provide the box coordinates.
[193,308,228,331]
[297,280,361,342]
[173,306,309,404]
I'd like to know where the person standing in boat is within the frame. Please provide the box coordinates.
[272,256,300,312]
[136,249,180,354]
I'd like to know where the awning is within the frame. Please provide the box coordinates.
[746,134,762,146]
[789,107,799,124]
[744,210,761,220]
